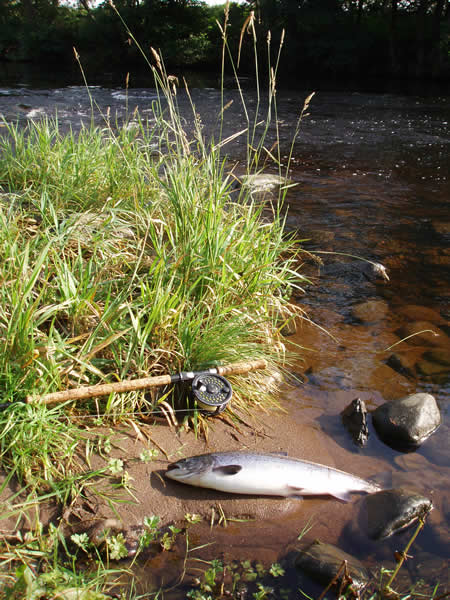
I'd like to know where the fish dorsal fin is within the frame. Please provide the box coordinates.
[213,465,242,476]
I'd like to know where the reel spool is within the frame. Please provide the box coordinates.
[191,373,232,415]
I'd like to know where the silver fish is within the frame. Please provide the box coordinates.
[165,451,381,502]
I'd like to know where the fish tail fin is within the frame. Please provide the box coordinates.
[367,471,392,493]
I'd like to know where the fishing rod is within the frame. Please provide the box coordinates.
[24,358,268,415]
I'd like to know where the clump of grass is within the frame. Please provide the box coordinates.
[0,402,82,492]
[0,80,303,420]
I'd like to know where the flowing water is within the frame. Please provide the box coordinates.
[0,74,448,597]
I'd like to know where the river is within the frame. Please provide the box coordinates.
[0,72,448,597]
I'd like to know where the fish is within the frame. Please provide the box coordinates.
[165,451,381,502]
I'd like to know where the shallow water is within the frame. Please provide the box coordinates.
[0,78,448,596]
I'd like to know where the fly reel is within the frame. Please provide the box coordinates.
[191,373,232,415]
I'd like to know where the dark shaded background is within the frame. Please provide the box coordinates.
[0,0,449,86]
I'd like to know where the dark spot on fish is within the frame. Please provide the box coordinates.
[166,463,179,472]
[213,465,242,475]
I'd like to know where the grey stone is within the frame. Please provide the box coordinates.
[294,540,369,593]
[356,488,433,540]
[373,393,441,450]
[241,173,290,192]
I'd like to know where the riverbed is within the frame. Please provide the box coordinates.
[0,74,448,597]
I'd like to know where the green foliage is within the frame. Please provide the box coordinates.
[1,0,447,79]
[187,558,289,599]
[0,401,82,493]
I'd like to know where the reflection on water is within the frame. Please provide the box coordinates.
[0,81,448,596]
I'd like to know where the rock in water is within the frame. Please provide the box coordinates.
[341,398,369,447]
[395,321,449,347]
[372,393,441,450]
[357,488,433,540]
[294,540,369,594]
[351,299,389,323]
[241,173,289,193]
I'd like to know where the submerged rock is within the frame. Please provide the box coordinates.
[395,321,449,347]
[396,304,445,325]
[341,398,369,447]
[351,299,389,323]
[294,540,369,594]
[416,349,450,384]
[386,352,417,378]
[416,358,449,382]
[353,488,433,541]
[423,348,450,366]
[372,392,441,450]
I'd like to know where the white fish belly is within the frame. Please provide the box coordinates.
[204,466,293,496]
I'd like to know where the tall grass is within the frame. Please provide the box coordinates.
[0,12,306,487]
[0,116,300,399]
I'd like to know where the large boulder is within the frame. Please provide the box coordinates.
[372,393,441,450]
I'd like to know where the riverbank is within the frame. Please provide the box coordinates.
[1,311,448,597]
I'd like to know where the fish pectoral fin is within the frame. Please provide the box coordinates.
[331,490,352,503]
[213,465,242,476]
[286,485,304,499]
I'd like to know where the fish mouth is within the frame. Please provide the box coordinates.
[166,463,180,472]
